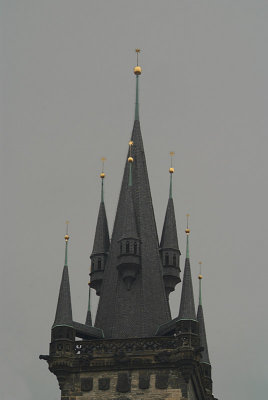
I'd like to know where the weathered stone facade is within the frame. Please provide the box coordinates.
[40,323,214,400]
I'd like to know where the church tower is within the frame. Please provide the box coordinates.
[40,50,218,400]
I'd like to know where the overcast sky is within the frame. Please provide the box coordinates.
[1,1,268,399]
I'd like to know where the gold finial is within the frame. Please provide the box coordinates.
[185,214,190,235]
[100,157,106,179]
[64,220,70,241]
[134,48,142,75]
[198,261,203,279]
[169,151,175,173]
[88,281,91,286]
[128,140,134,163]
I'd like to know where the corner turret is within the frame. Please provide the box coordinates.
[160,152,181,297]
[197,263,213,396]
[85,283,92,326]
[90,159,110,296]
[51,223,75,347]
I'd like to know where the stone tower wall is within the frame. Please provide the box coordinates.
[61,368,193,400]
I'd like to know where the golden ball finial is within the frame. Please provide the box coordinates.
[198,274,203,280]
[100,172,106,179]
[129,140,134,146]
[134,48,141,75]
[185,228,190,235]
[169,167,174,174]
[88,281,91,286]
[65,221,70,241]
[128,156,134,163]
[134,66,142,75]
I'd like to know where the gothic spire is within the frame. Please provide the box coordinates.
[178,216,197,320]
[160,153,180,250]
[85,283,92,326]
[92,160,110,255]
[90,161,110,296]
[160,153,181,297]
[197,263,210,364]
[95,51,170,338]
[52,223,73,328]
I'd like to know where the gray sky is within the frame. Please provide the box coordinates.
[1,1,268,399]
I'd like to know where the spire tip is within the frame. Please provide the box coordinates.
[134,49,142,75]
[185,214,190,235]
[65,221,70,242]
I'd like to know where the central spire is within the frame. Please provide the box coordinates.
[94,51,170,338]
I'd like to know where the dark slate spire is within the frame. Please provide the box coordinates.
[94,51,170,338]
[178,217,197,320]
[85,284,92,326]
[52,225,73,328]
[90,164,110,296]
[160,158,179,250]
[160,155,181,297]
[92,162,110,255]
[197,264,210,364]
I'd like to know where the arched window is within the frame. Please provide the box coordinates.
[165,253,169,266]
[173,254,176,266]
[126,241,130,253]
[98,258,101,270]
[134,242,137,254]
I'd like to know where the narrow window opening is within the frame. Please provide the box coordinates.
[165,253,169,266]
[98,258,101,270]
[126,241,130,253]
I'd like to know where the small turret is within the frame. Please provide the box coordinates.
[197,263,213,395]
[90,158,110,296]
[160,152,181,297]
[175,216,199,348]
[85,283,92,326]
[178,216,196,321]
[51,222,75,345]
[117,141,141,290]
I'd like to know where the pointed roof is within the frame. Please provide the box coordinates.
[94,58,170,338]
[85,285,92,326]
[197,273,210,364]
[178,229,196,320]
[119,158,139,240]
[52,235,73,328]
[160,188,179,251]
[91,176,110,255]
